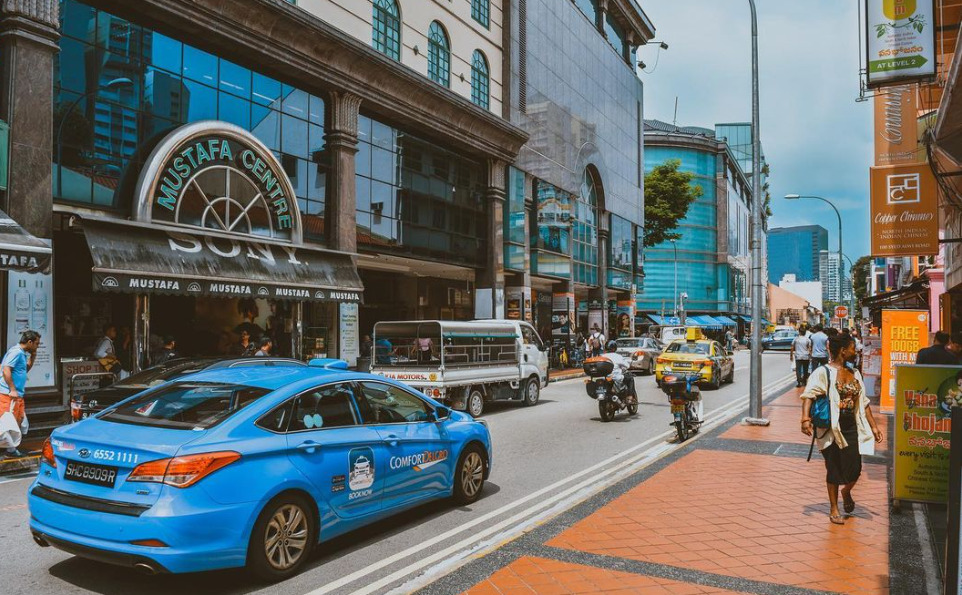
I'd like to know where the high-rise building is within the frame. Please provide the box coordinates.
[820,251,852,303]
[767,225,829,284]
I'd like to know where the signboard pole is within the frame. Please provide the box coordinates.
[946,407,962,595]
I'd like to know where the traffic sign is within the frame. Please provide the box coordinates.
[835,306,849,319]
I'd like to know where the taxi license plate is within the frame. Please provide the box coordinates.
[673,363,692,369]
[64,460,118,488]
[670,400,686,414]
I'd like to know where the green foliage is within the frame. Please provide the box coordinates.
[852,255,872,308]
[643,159,702,248]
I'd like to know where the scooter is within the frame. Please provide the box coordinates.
[659,372,704,441]
[583,357,638,422]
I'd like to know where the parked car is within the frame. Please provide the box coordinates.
[761,329,798,351]
[31,363,492,581]
[70,357,307,422]
[614,337,664,375]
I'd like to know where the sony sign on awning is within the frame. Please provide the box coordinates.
[865,0,936,88]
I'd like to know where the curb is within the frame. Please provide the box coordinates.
[547,372,586,384]
[0,454,39,476]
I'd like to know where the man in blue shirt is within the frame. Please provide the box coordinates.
[810,325,829,369]
[1,330,40,457]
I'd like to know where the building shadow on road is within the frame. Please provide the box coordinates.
[46,482,505,595]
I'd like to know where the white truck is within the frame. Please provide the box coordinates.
[370,320,549,417]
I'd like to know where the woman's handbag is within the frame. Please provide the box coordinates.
[806,367,832,462]
[0,400,22,450]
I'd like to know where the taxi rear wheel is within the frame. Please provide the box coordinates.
[247,494,317,582]
[453,445,486,505]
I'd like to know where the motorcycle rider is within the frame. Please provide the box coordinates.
[600,340,635,398]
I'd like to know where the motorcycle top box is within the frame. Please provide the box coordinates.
[660,375,703,401]
[583,357,614,377]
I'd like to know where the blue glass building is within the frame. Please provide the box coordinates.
[638,120,764,332]
[767,226,829,284]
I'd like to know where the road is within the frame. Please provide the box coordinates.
[0,351,795,595]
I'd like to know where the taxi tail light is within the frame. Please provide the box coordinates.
[41,438,56,468]
[128,451,241,488]
[656,357,668,364]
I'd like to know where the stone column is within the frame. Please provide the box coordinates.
[596,0,609,36]
[324,90,362,253]
[477,158,507,319]
[0,0,59,238]
[598,227,610,337]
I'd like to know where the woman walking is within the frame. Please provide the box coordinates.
[800,334,884,525]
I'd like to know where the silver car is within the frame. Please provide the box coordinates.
[615,337,664,375]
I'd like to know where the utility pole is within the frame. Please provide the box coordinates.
[746,0,768,426]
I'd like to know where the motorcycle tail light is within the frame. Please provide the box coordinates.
[129,451,241,488]
[70,401,81,422]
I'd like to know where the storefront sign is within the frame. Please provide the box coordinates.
[339,303,359,367]
[893,364,958,503]
[135,122,300,243]
[6,270,55,390]
[870,163,939,256]
[616,300,635,338]
[881,309,929,413]
[60,360,105,405]
[874,86,919,166]
[865,0,936,88]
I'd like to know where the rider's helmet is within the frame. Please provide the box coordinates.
[605,340,618,353]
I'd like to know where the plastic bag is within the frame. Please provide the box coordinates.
[0,411,22,449]
[20,411,28,435]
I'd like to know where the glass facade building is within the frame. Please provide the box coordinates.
[767,225,829,284]
[638,120,761,320]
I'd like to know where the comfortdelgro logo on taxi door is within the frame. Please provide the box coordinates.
[390,449,449,472]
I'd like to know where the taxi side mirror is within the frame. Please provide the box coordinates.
[434,406,451,421]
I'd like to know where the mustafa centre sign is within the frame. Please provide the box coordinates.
[84,121,363,303]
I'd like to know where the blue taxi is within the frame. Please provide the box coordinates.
[28,362,492,581]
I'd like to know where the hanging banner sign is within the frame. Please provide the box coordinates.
[881,309,929,413]
[893,364,958,503]
[873,85,920,166]
[870,163,939,256]
[865,0,936,88]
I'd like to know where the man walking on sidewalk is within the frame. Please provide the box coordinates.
[790,330,812,387]
[810,325,829,369]
[0,330,39,458]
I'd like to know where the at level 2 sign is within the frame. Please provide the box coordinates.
[835,306,849,319]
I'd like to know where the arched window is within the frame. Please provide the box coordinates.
[471,0,490,28]
[574,167,601,287]
[428,21,450,87]
[372,0,401,60]
[471,50,490,110]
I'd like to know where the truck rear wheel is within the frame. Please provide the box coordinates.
[467,388,485,417]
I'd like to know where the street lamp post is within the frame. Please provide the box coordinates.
[55,77,133,198]
[747,0,768,425]
[785,194,844,328]
[671,239,678,318]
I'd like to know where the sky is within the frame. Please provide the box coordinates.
[639,0,873,260]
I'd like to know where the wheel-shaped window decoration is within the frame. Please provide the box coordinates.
[135,122,302,244]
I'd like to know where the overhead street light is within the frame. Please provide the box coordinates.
[784,194,845,328]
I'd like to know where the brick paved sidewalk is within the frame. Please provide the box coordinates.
[419,385,917,595]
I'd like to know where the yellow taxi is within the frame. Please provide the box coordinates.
[654,328,735,390]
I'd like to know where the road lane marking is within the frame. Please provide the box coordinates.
[307,373,794,595]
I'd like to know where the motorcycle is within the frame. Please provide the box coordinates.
[659,373,704,442]
[583,356,638,422]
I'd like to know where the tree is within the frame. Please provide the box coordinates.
[643,159,702,248]
[851,255,872,308]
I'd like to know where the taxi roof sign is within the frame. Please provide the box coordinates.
[685,327,705,342]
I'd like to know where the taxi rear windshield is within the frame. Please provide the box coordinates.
[101,382,270,430]
[665,342,710,355]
